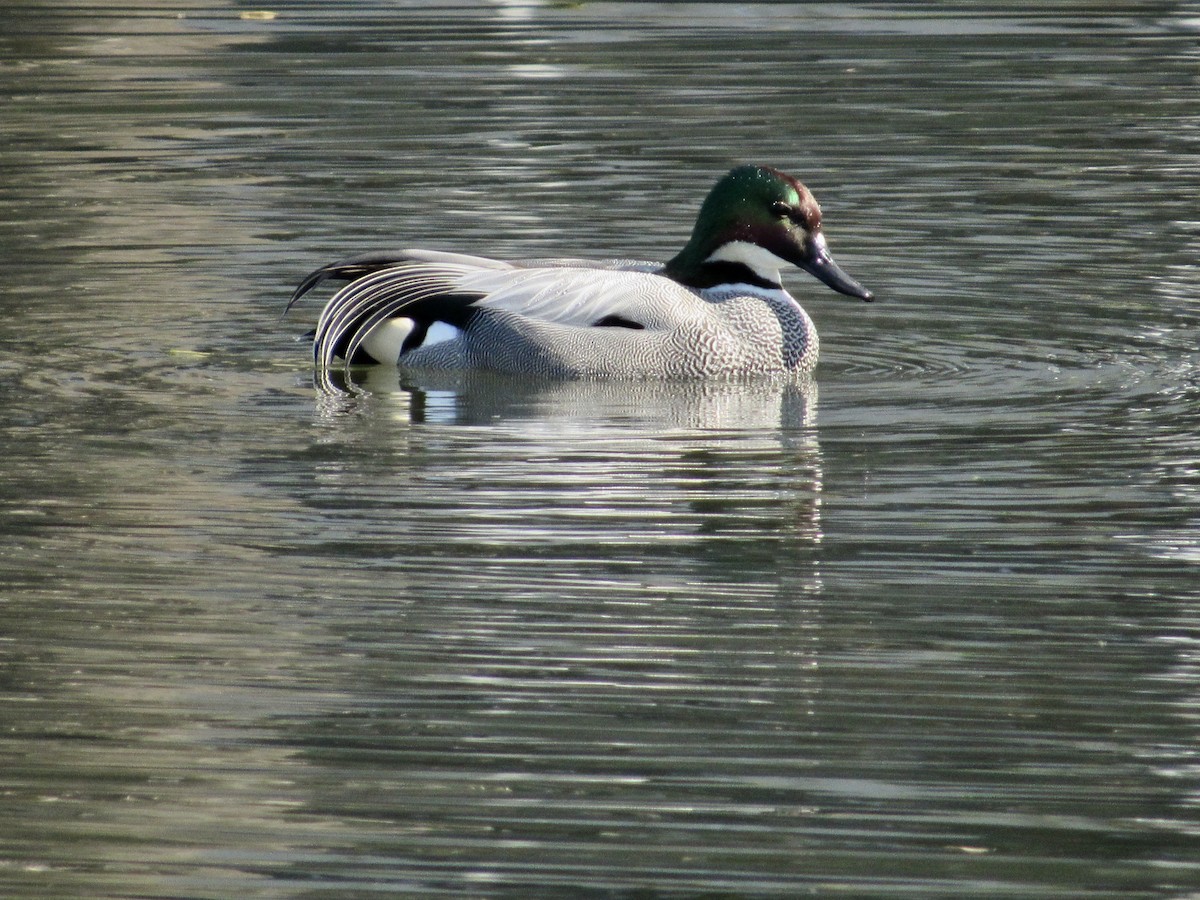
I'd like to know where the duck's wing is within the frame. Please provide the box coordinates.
[455,265,677,328]
[285,249,513,316]
[517,257,661,274]
[298,253,686,370]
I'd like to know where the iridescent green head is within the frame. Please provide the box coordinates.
[665,164,872,300]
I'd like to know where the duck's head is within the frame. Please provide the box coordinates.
[665,164,872,301]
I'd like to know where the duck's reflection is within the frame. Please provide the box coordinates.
[313,365,824,542]
[322,363,817,429]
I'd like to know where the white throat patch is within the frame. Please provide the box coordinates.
[705,241,789,285]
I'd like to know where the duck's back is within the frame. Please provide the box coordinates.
[405,267,817,378]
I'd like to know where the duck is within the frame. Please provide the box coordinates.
[287,164,872,380]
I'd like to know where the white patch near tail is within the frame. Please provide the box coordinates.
[361,318,463,364]
[361,318,416,365]
[422,321,461,348]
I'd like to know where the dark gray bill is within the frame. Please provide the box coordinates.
[801,238,873,301]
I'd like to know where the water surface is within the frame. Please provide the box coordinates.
[2,2,1199,897]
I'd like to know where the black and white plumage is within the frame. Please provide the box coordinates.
[287,166,872,382]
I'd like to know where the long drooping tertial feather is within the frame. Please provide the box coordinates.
[312,263,485,369]
[286,252,414,315]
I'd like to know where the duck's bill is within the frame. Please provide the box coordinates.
[801,237,873,301]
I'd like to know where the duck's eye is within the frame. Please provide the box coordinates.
[771,201,793,219]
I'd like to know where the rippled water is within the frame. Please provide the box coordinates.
[2,2,1199,897]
